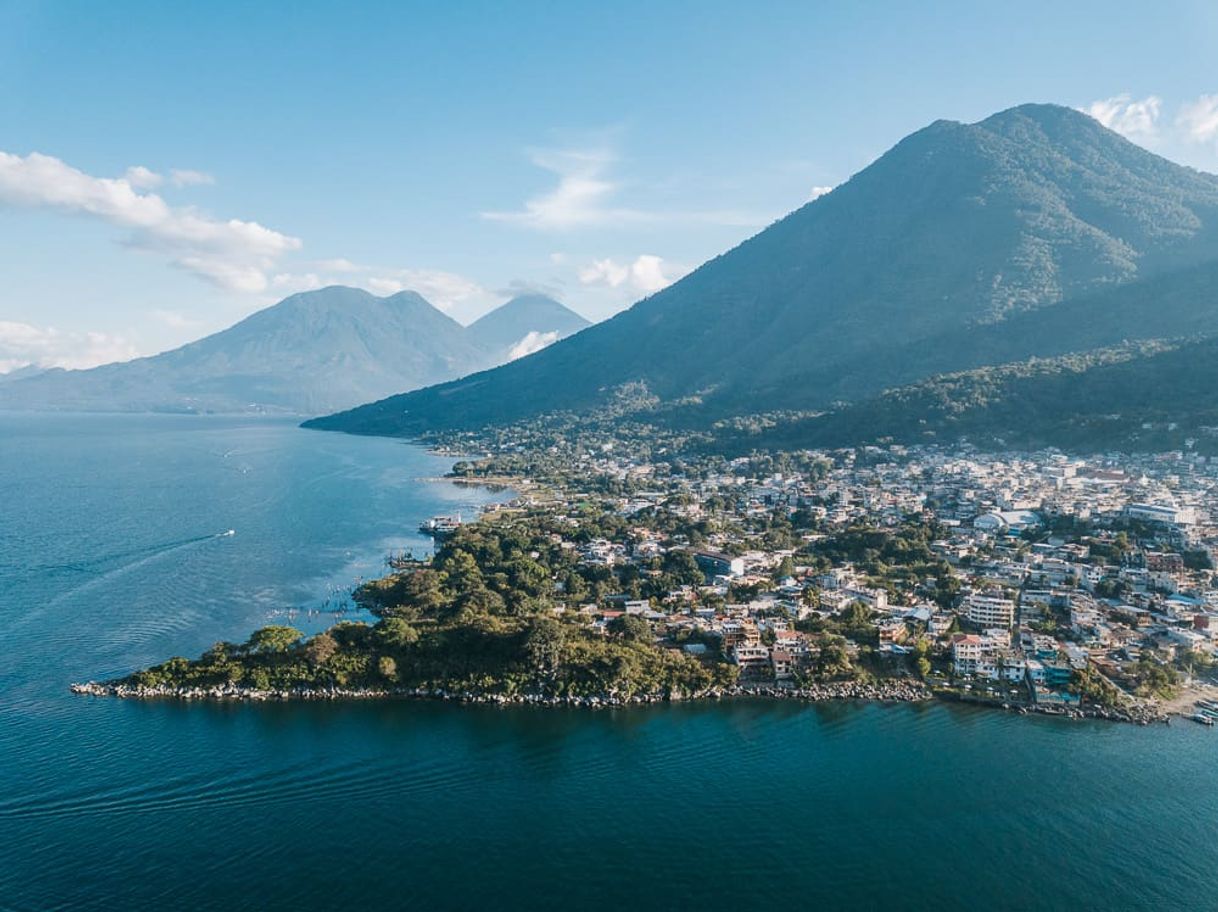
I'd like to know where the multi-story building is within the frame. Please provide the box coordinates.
[966,593,1015,628]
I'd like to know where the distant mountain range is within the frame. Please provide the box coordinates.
[0,288,589,415]
[308,103,1218,451]
[466,294,591,364]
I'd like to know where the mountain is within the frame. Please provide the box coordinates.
[0,364,49,384]
[307,103,1218,437]
[731,335,1218,454]
[0,287,587,415]
[466,294,590,363]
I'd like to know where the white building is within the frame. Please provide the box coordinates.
[966,593,1015,628]
[1124,503,1195,526]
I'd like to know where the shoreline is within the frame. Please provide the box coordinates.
[67,679,1166,723]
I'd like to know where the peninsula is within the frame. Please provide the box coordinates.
[73,426,1216,725]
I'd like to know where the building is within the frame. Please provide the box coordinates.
[965,593,1016,628]
[731,642,772,678]
[951,634,984,676]
[1124,503,1196,526]
[694,550,746,578]
[973,510,1041,533]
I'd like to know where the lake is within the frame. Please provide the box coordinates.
[1,414,1214,911]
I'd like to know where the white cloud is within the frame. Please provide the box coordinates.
[809,185,834,201]
[579,254,678,294]
[578,258,630,288]
[0,320,139,372]
[272,272,327,293]
[124,165,163,189]
[149,309,203,331]
[314,257,362,273]
[170,169,215,187]
[1084,94,1162,141]
[482,141,769,231]
[365,268,489,312]
[482,146,644,230]
[0,151,300,292]
[507,330,560,361]
[496,278,565,299]
[629,255,673,293]
[1178,94,1218,144]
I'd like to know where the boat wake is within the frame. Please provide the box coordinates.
[8,531,235,579]
[7,531,238,629]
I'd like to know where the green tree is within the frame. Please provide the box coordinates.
[377,655,398,682]
[244,625,302,655]
[610,614,653,643]
[524,616,565,675]
[403,569,446,613]
[662,550,705,587]
[374,617,420,649]
[303,632,338,667]
[439,549,484,594]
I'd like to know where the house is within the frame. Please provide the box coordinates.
[770,650,795,680]
[951,634,984,676]
[694,550,745,578]
[731,642,772,678]
[878,619,908,645]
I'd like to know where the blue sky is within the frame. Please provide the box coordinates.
[2,0,1218,369]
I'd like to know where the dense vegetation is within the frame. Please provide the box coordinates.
[127,510,738,699]
[726,335,1218,455]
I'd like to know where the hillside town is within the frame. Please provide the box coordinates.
[446,438,1218,722]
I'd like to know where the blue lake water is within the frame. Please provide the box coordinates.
[1,414,1215,911]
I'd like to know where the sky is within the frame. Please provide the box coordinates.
[2,0,1218,371]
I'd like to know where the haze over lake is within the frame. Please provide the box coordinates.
[2,414,1215,911]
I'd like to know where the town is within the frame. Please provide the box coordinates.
[440,432,1218,723]
[93,432,1218,726]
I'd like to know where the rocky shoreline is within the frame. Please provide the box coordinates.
[69,677,1174,723]
[935,690,1167,725]
[70,678,932,708]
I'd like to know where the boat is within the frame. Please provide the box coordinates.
[1189,713,1215,727]
[419,515,462,540]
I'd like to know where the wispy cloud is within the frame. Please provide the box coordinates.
[808,185,834,201]
[0,151,300,292]
[365,268,490,312]
[149,309,204,331]
[481,146,647,230]
[0,320,139,372]
[170,169,215,187]
[1084,94,1163,142]
[1178,94,1218,145]
[123,165,163,190]
[313,257,362,273]
[482,141,768,231]
[578,254,680,294]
